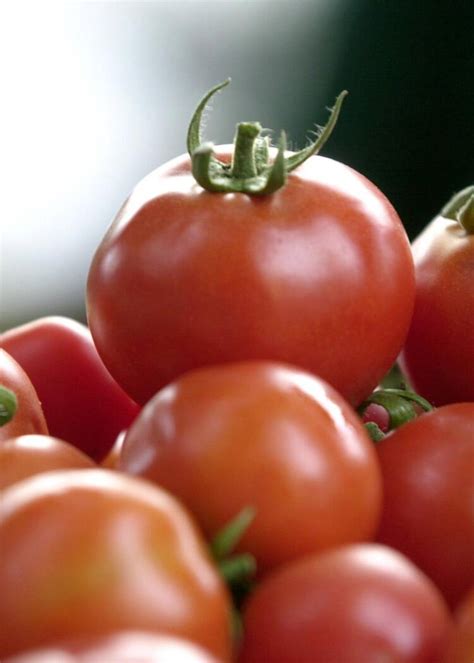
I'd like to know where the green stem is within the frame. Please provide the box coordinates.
[359,387,433,431]
[211,506,256,560]
[231,122,261,179]
[0,385,18,426]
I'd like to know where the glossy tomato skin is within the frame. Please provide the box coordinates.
[4,632,224,663]
[0,469,232,660]
[399,215,474,405]
[0,435,96,490]
[376,403,474,608]
[87,149,414,406]
[239,544,452,663]
[119,361,382,574]
[0,317,140,461]
[0,349,48,441]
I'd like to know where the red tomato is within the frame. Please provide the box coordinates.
[119,361,382,574]
[4,632,224,663]
[376,403,474,608]
[239,544,452,663]
[0,317,140,461]
[443,588,474,663]
[0,349,48,441]
[0,469,232,660]
[87,87,414,407]
[0,435,96,490]
[399,188,474,405]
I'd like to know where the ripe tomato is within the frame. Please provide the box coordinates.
[4,632,224,663]
[0,349,48,441]
[0,435,96,490]
[443,588,474,663]
[0,469,232,660]
[87,83,414,407]
[239,544,451,663]
[119,361,382,574]
[0,317,140,461]
[376,403,474,608]
[399,187,474,405]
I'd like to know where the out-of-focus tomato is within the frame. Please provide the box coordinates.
[87,81,414,407]
[239,544,452,663]
[0,349,48,441]
[443,588,474,663]
[4,632,224,663]
[0,317,140,461]
[400,186,474,405]
[376,403,474,608]
[119,361,382,574]
[0,435,96,490]
[0,469,232,660]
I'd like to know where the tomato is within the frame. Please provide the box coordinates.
[0,469,232,660]
[0,349,48,441]
[376,403,474,608]
[86,82,414,407]
[4,632,224,663]
[119,361,382,574]
[0,317,140,461]
[399,186,474,405]
[0,435,96,490]
[239,544,452,663]
[443,588,474,663]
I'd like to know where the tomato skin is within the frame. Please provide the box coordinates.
[0,317,140,461]
[239,544,452,663]
[0,349,48,441]
[376,403,474,608]
[399,215,474,405]
[4,632,224,663]
[0,435,96,490]
[87,149,414,406]
[443,588,474,663]
[119,361,382,574]
[0,469,232,660]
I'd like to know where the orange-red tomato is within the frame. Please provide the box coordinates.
[0,469,232,660]
[443,588,474,663]
[87,145,414,407]
[239,544,452,663]
[4,632,224,663]
[0,435,96,490]
[376,403,474,608]
[119,361,382,574]
[0,349,48,441]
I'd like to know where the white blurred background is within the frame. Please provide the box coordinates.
[1,1,472,330]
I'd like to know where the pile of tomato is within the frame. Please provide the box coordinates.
[1,81,473,663]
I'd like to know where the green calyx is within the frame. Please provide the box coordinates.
[440,185,474,234]
[0,385,18,427]
[359,387,433,441]
[187,79,348,195]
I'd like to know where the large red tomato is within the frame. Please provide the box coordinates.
[0,317,140,461]
[238,544,451,663]
[87,81,414,406]
[0,469,232,660]
[400,186,474,405]
[119,361,382,574]
[0,349,48,441]
[376,403,474,608]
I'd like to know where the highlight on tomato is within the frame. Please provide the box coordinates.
[376,402,474,609]
[238,544,452,663]
[119,361,382,575]
[87,80,415,407]
[0,469,233,661]
[0,435,96,491]
[0,317,140,461]
[399,185,474,405]
[0,349,48,442]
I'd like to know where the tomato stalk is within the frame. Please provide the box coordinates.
[0,385,18,426]
[440,184,474,233]
[187,79,348,195]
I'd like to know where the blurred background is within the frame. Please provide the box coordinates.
[1,0,473,330]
